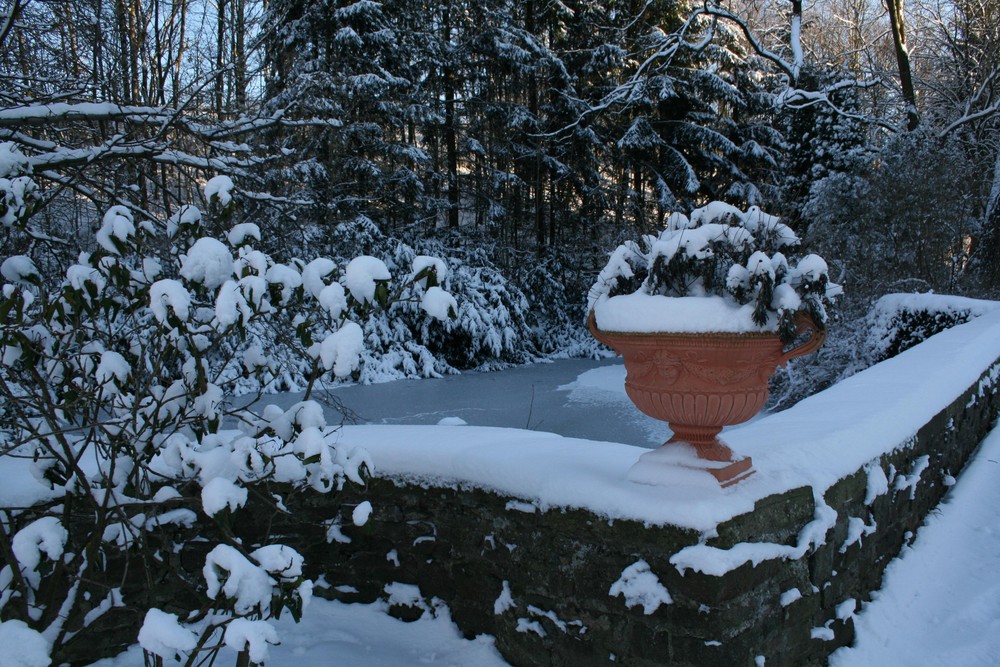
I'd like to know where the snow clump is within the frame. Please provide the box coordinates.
[95,206,136,254]
[302,258,338,297]
[224,618,280,663]
[11,516,68,588]
[420,286,457,320]
[201,477,249,516]
[150,279,192,324]
[318,322,364,378]
[138,609,199,660]
[609,560,673,614]
[0,620,52,667]
[180,238,234,290]
[227,222,260,247]
[205,175,235,207]
[1,255,39,284]
[343,256,390,304]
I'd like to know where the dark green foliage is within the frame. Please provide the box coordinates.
[876,307,974,361]
[591,203,840,345]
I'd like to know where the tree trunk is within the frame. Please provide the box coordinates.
[981,149,1000,288]
[884,0,919,130]
[443,3,461,229]
[789,0,803,82]
[233,0,247,113]
[216,0,227,118]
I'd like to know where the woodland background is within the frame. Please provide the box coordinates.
[2,0,999,398]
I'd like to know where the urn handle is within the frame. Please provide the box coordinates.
[778,314,827,366]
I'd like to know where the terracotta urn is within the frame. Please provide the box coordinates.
[588,311,825,486]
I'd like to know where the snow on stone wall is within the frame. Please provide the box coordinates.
[306,309,1000,666]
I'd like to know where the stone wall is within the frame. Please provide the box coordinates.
[285,360,1000,666]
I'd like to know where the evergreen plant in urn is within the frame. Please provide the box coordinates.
[588,202,841,486]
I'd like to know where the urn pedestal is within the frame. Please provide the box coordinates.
[588,312,825,487]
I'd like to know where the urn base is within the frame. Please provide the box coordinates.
[627,441,755,488]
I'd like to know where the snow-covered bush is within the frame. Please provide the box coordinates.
[305,219,539,379]
[0,142,38,229]
[588,201,842,344]
[865,293,1000,362]
[803,132,976,297]
[0,178,454,665]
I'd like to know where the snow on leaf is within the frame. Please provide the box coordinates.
[227,223,260,247]
[224,618,279,664]
[352,500,373,526]
[0,620,51,667]
[319,322,364,378]
[1,255,40,284]
[420,286,457,321]
[203,545,275,615]
[138,609,198,660]
[302,258,338,298]
[410,255,447,287]
[205,175,235,207]
[251,544,305,580]
[343,256,390,304]
[12,517,68,588]
[179,238,234,290]
[95,206,135,255]
[95,351,129,391]
[201,477,248,516]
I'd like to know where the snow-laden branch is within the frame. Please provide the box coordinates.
[939,99,1000,138]
[693,3,797,81]
[0,102,343,139]
[790,0,803,81]
[0,0,26,50]
[779,80,899,133]
[25,141,265,173]
[938,67,1000,138]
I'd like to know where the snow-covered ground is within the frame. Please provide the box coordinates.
[87,414,1000,667]
[11,306,1000,666]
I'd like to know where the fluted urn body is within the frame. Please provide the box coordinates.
[588,312,824,486]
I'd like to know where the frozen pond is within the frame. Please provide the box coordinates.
[250,359,671,449]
